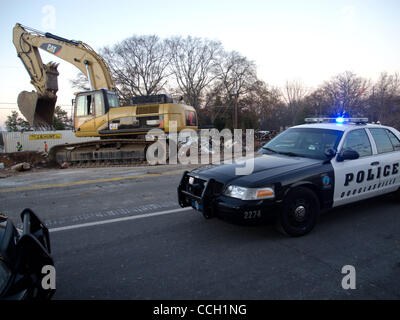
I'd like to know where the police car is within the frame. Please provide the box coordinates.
[178,118,400,237]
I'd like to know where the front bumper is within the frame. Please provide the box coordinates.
[178,171,280,223]
[214,195,279,223]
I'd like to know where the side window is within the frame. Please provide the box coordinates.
[342,129,372,157]
[386,130,400,151]
[76,95,87,116]
[107,93,119,108]
[94,93,105,116]
[75,95,93,116]
[369,128,394,154]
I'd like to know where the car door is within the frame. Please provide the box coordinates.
[332,128,379,207]
[366,127,400,194]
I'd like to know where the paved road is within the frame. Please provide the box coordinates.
[1,166,400,299]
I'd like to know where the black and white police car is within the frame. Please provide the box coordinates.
[178,118,400,237]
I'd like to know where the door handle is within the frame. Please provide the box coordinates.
[370,161,380,166]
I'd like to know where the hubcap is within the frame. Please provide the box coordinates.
[294,205,306,221]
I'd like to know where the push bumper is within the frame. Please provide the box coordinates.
[178,171,280,223]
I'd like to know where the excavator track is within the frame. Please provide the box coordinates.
[48,139,154,168]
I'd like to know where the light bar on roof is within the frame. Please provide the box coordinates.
[304,118,369,124]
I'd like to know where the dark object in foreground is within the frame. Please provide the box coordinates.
[0,209,55,300]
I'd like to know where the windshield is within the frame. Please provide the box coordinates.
[261,128,344,160]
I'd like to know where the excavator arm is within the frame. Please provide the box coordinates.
[13,23,115,128]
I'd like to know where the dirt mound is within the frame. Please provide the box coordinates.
[0,151,49,169]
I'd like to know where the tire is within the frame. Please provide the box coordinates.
[275,187,320,237]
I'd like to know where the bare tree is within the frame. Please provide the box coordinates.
[216,51,257,98]
[70,72,90,91]
[282,80,308,125]
[100,35,171,102]
[368,72,400,124]
[203,51,258,126]
[241,81,285,130]
[321,71,370,117]
[167,36,222,110]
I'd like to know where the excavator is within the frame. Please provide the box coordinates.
[12,23,198,166]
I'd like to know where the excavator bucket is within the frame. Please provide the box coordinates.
[17,91,56,128]
[17,62,59,129]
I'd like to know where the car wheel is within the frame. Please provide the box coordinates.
[275,187,320,237]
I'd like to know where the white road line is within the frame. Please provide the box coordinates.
[49,207,193,233]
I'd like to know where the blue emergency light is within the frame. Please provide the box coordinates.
[305,117,369,124]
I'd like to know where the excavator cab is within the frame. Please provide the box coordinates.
[74,89,119,133]
[75,90,119,115]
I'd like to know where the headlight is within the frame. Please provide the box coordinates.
[0,260,12,295]
[223,185,275,200]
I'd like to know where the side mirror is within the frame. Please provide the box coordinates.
[323,148,337,164]
[337,149,360,162]
[324,148,337,159]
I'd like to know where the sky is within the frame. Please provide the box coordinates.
[0,0,399,130]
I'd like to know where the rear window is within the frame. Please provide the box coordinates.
[386,130,400,151]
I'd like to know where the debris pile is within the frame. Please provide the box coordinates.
[0,151,50,167]
[0,151,50,177]
[10,162,31,172]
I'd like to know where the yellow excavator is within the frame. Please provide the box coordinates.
[13,23,198,166]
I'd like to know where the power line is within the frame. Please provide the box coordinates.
[0,102,73,106]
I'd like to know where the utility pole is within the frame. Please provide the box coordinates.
[231,89,239,129]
